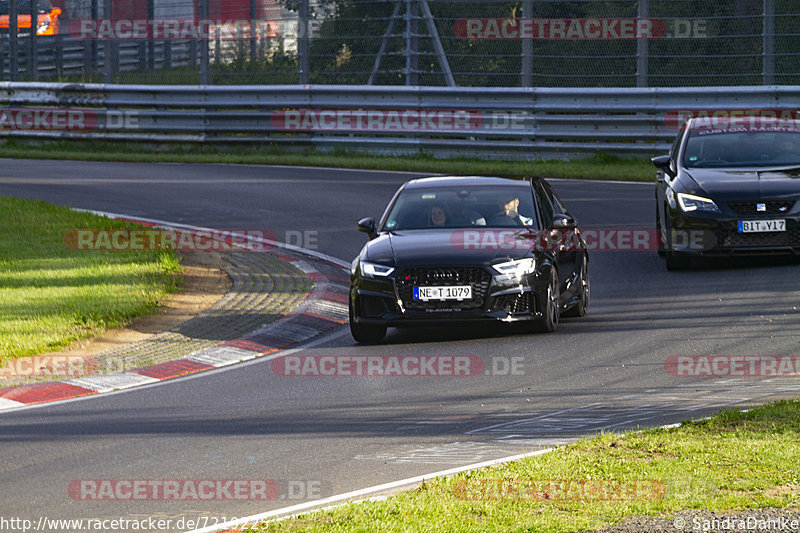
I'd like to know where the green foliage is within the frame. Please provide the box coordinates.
[246,399,800,532]
[0,196,180,359]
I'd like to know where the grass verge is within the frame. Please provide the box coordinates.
[247,400,800,532]
[0,139,656,182]
[0,196,181,361]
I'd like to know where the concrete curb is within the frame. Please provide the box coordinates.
[0,214,350,411]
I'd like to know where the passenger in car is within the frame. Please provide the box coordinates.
[428,204,449,227]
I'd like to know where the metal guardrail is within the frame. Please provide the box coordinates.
[1,83,798,159]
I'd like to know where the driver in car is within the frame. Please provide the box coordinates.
[488,193,533,226]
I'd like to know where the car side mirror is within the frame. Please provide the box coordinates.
[357,217,376,239]
[651,154,675,178]
[552,213,576,229]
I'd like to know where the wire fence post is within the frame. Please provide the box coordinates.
[408,0,418,85]
[298,0,309,84]
[9,0,18,81]
[55,32,63,78]
[521,0,533,88]
[637,0,649,87]
[0,31,5,79]
[250,0,257,64]
[199,0,209,84]
[103,0,115,83]
[762,0,775,85]
[29,0,38,79]
[90,0,98,75]
[147,0,155,72]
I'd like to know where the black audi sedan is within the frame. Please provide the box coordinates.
[653,117,800,269]
[348,176,589,343]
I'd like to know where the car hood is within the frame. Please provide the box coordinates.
[685,167,800,201]
[364,229,537,267]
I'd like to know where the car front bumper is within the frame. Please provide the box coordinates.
[669,209,800,256]
[350,267,548,327]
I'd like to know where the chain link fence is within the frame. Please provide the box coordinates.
[0,0,797,86]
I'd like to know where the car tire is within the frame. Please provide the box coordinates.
[656,203,667,257]
[349,297,387,344]
[664,209,692,270]
[532,267,560,333]
[562,257,589,318]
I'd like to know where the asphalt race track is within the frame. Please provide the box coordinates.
[1,159,799,530]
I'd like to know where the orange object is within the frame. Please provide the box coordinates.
[0,0,62,36]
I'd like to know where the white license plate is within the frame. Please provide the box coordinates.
[413,286,472,301]
[737,219,786,233]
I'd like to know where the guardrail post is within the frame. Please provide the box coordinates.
[636,0,649,87]
[298,0,309,84]
[10,0,18,81]
[521,0,532,87]
[762,0,775,85]
[199,0,209,84]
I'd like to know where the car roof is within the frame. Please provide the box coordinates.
[403,176,533,189]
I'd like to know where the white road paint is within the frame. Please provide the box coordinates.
[184,447,555,533]
[72,208,352,269]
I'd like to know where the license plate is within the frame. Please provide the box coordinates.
[737,219,786,233]
[413,286,472,301]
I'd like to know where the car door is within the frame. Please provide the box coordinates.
[535,180,580,302]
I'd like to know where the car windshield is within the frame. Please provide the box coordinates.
[683,129,800,168]
[382,185,539,231]
[0,0,53,14]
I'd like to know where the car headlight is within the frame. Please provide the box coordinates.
[492,257,536,279]
[360,261,395,278]
[677,193,720,214]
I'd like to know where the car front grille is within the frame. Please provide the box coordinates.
[718,219,800,248]
[490,292,536,315]
[726,200,796,216]
[395,267,491,310]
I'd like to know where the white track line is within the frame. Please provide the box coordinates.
[72,209,351,269]
[185,448,555,533]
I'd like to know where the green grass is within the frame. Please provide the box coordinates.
[248,400,800,532]
[0,196,181,361]
[0,139,656,182]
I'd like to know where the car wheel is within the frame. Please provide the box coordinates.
[532,267,560,333]
[349,297,387,344]
[563,257,589,318]
[664,209,691,270]
[656,203,666,257]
